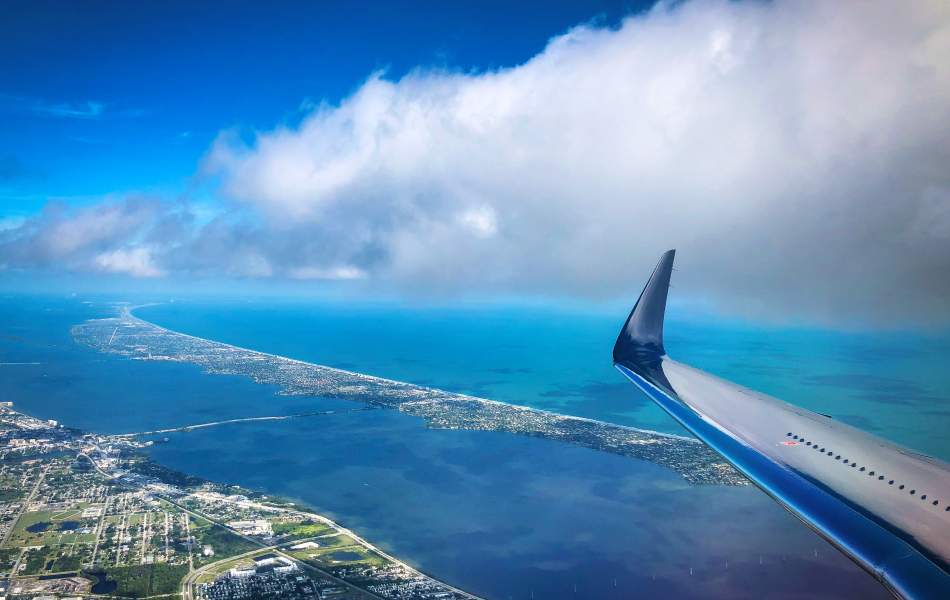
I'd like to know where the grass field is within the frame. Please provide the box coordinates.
[4,508,98,548]
[189,518,258,567]
[194,558,250,584]
[93,563,190,597]
[270,518,332,540]
[284,537,385,568]
[50,507,84,521]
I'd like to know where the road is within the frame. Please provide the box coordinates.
[162,495,383,600]
[4,463,50,582]
[0,466,49,587]
[2,464,48,546]
[180,544,280,600]
[75,453,381,600]
[79,447,482,600]
[113,407,376,437]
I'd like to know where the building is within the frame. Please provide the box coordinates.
[290,541,320,550]
[227,519,272,536]
[229,567,256,579]
[253,553,280,566]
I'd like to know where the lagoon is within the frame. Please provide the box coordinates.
[5,294,943,598]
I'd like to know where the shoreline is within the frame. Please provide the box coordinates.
[124,304,698,444]
[70,304,746,487]
[0,404,485,600]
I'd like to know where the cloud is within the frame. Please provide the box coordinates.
[37,101,147,119]
[287,265,367,280]
[0,94,146,120]
[95,247,164,277]
[32,100,107,119]
[202,0,950,323]
[4,0,950,326]
[0,199,372,282]
[0,198,166,273]
[0,216,26,232]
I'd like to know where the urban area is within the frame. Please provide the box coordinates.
[0,404,482,600]
[73,309,745,486]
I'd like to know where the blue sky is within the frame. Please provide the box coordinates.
[1,1,948,327]
[1,0,646,215]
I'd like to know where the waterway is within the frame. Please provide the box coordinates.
[4,294,945,598]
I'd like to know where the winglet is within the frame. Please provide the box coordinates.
[613,249,675,364]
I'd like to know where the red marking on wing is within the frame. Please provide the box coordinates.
[781,441,800,446]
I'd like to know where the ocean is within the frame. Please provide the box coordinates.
[3,293,947,598]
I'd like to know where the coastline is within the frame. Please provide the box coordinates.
[0,404,485,600]
[69,304,746,487]
[125,304,696,444]
[0,297,896,600]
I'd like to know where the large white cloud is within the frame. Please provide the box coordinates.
[201,0,950,322]
[4,0,950,325]
[0,198,168,274]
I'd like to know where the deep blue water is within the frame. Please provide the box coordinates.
[2,294,947,599]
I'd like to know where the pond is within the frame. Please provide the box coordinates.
[25,522,51,533]
[326,551,364,562]
[85,571,118,594]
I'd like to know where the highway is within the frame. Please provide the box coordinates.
[4,464,50,587]
[79,440,484,600]
[113,407,376,437]
[165,495,384,600]
[79,449,384,600]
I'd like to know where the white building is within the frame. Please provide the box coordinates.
[227,519,272,536]
[229,567,255,579]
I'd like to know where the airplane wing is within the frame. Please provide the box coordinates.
[613,250,950,599]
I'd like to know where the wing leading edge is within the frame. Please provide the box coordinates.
[613,250,950,599]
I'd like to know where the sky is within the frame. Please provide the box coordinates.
[2,0,949,328]
[1,0,644,208]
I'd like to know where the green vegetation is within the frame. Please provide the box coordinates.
[5,510,56,547]
[0,487,21,502]
[312,533,352,549]
[127,459,206,488]
[189,519,258,567]
[0,548,20,574]
[51,506,85,520]
[5,508,99,547]
[285,534,385,569]
[194,555,262,584]
[22,546,53,575]
[52,553,82,572]
[271,518,331,539]
[93,564,190,597]
[17,545,88,576]
[189,513,212,527]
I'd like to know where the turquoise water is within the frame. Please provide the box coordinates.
[3,294,947,599]
[138,299,950,460]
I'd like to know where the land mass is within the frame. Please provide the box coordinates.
[0,405,483,600]
[71,307,746,487]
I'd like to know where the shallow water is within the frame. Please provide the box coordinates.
[138,298,950,459]
[4,294,943,598]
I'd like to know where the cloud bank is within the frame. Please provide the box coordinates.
[3,0,950,325]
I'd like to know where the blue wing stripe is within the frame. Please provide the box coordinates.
[616,363,950,600]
